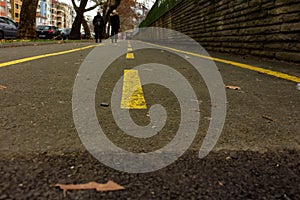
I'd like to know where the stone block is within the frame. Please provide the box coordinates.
[275,52,300,62]
[275,0,300,6]
[250,50,275,58]
[281,22,300,32]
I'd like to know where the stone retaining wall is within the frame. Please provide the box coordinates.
[149,0,300,63]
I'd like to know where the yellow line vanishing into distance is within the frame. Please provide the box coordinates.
[128,48,133,51]
[0,44,101,68]
[146,43,300,83]
[121,70,147,109]
[126,53,135,59]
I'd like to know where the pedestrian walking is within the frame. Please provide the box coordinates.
[110,10,120,43]
[93,11,104,43]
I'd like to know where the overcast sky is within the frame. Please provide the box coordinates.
[60,0,155,17]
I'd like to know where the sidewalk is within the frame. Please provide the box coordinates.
[0,39,93,48]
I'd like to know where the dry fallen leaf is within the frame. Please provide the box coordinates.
[55,181,124,197]
[225,85,241,90]
[218,181,224,186]
[262,115,275,122]
[0,85,7,90]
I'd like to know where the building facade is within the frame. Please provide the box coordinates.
[51,0,75,28]
[11,0,22,22]
[4,0,75,28]
[36,0,52,25]
[0,0,7,17]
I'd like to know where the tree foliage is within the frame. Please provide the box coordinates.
[117,0,138,32]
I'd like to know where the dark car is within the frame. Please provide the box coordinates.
[36,25,60,39]
[0,16,18,39]
[61,28,71,40]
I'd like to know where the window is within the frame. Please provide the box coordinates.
[15,4,18,9]
[15,13,19,18]
[7,18,17,28]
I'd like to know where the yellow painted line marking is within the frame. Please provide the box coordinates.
[0,44,101,68]
[146,43,300,83]
[128,48,133,51]
[121,70,147,109]
[126,53,135,59]
[128,44,132,48]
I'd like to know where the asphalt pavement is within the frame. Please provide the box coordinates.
[0,40,299,199]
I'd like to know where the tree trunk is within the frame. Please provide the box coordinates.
[82,18,91,39]
[17,0,39,39]
[69,0,88,40]
[69,0,120,40]
[102,0,121,38]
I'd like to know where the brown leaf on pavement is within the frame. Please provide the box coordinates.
[262,115,275,122]
[55,181,125,197]
[225,85,241,90]
[0,85,7,90]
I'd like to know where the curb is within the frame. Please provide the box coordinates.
[0,39,94,48]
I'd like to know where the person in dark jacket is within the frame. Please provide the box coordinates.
[109,10,120,43]
[93,12,104,43]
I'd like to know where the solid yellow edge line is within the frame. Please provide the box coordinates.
[146,42,300,83]
[0,44,101,68]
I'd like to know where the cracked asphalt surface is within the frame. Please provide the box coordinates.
[0,40,299,199]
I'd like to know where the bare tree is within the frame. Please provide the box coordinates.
[69,0,121,39]
[69,0,101,39]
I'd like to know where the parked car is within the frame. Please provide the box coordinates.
[61,28,71,40]
[0,16,18,39]
[36,25,61,39]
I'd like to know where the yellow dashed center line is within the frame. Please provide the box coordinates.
[128,41,132,48]
[121,70,147,109]
[126,52,135,59]
[146,42,300,83]
[122,43,147,109]
[126,42,135,59]
[0,44,101,68]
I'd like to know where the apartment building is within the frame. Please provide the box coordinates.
[3,0,74,28]
[11,0,22,23]
[38,0,75,28]
[36,0,52,25]
[0,0,6,17]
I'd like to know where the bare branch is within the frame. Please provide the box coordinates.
[71,0,79,10]
[85,2,102,12]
